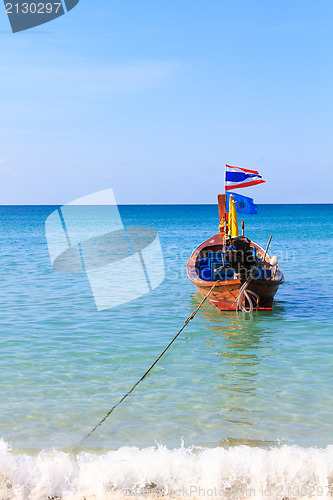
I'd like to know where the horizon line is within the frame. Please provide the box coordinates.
[0,202,332,207]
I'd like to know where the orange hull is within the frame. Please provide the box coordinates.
[186,196,284,312]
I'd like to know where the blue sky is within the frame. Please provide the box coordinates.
[0,0,332,204]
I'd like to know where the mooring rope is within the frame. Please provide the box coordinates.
[78,280,220,446]
[237,236,272,313]
[236,268,259,313]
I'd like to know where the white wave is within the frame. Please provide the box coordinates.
[0,439,333,500]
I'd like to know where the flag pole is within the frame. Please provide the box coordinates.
[225,164,229,240]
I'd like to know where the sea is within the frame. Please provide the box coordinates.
[0,204,332,499]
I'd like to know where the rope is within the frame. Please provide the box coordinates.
[237,235,273,313]
[78,280,220,446]
[238,288,260,313]
[236,267,260,313]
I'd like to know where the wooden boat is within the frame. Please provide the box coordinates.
[187,194,284,312]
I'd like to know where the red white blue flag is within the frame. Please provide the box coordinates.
[225,164,266,191]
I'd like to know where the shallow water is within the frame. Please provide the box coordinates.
[0,204,332,498]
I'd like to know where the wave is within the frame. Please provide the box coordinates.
[0,439,333,499]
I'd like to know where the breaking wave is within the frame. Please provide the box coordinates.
[0,439,333,499]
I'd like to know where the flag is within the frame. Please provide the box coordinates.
[226,192,258,214]
[228,195,239,237]
[225,164,265,191]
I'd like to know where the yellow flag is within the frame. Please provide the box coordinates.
[229,194,239,237]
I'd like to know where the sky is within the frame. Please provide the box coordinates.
[0,0,333,204]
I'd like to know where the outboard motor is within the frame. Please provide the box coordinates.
[225,237,256,278]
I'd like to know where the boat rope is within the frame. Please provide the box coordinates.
[78,280,220,446]
[237,285,260,313]
[236,267,260,313]
[236,236,273,313]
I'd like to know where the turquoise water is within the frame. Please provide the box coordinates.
[0,204,332,498]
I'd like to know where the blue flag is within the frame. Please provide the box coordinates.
[226,192,258,214]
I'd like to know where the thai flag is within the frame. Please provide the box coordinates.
[225,164,266,191]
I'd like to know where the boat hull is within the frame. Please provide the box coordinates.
[194,279,280,311]
[187,231,284,312]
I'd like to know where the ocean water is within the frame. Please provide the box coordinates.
[0,203,332,499]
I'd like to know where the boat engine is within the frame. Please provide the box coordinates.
[224,237,256,279]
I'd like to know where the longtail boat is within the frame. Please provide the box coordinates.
[187,194,284,312]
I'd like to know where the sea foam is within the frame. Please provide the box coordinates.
[0,439,333,499]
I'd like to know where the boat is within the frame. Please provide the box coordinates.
[187,193,285,312]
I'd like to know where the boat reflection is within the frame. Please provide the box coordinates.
[188,293,285,447]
